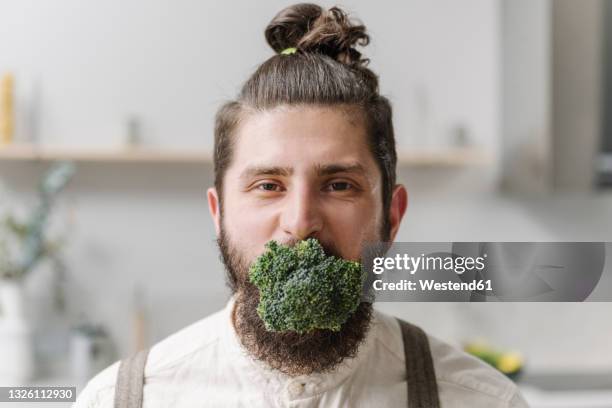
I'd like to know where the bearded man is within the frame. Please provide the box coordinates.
[75,4,529,408]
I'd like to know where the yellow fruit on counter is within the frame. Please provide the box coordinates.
[496,352,523,374]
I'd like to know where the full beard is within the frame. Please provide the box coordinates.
[217,227,374,377]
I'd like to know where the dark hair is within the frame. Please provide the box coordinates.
[214,3,397,239]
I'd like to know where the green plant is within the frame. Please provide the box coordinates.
[0,162,74,281]
[249,238,365,334]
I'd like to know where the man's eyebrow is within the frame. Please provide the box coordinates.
[316,163,367,177]
[239,166,293,180]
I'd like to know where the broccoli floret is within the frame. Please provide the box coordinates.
[249,238,365,334]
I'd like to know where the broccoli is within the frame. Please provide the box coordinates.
[248,238,365,334]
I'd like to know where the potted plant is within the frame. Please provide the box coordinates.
[0,161,75,383]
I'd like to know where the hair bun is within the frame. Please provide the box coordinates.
[265,3,370,66]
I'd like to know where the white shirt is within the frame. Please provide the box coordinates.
[74,296,529,407]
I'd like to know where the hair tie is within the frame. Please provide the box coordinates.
[280,47,297,55]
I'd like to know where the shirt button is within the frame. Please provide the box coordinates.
[287,381,305,398]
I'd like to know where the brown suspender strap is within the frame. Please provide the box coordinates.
[397,318,441,408]
[113,348,150,408]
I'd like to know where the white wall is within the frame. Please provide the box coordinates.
[500,0,552,193]
[1,0,499,151]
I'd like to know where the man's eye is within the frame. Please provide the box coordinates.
[326,182,353,192]
[257,182,283,192]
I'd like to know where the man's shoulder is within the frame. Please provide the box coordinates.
[372,309,529,407]
[144,303,228,372]
[73,304,229,407]
[426,332,528,406]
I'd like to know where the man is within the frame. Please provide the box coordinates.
[75,3,529,407]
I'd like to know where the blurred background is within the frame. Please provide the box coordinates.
[0,0,611,406]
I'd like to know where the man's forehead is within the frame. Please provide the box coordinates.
[227,105,379,183]
[234,105,367,146]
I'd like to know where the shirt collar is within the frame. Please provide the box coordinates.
[219,294,378,398]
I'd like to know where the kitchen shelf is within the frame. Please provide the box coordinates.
[0,144,212,163]
[0,144,493,166]
[396,148,493,166]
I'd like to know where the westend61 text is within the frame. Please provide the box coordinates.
[373,279,493,292]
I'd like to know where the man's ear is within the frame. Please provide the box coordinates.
[388,184,408,242]
[207,187,221,237]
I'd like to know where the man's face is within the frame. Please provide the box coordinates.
[207,104,406,376]
[218,104,384,264]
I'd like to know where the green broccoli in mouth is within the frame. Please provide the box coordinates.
[248,238,365,334]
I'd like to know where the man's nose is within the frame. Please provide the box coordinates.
[280,185,323,240]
